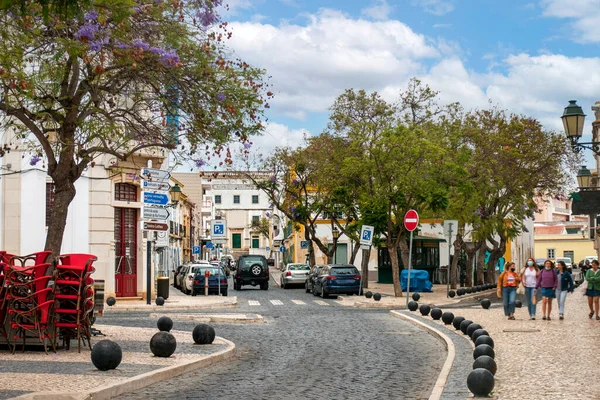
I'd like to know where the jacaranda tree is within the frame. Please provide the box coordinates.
[0,0,271,254]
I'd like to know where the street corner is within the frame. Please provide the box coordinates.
[148,313,265,324]
[336,294,408,309]
[102,296,238,313]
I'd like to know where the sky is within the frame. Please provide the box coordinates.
[215,0,600,168]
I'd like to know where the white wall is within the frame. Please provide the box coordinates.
[60,176,91,254]
[20,167,47,254]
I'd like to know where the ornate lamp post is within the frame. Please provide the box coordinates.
[332,226,340,264]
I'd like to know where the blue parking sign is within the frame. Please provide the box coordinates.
[192,246,200,254]
[359,225,374,246]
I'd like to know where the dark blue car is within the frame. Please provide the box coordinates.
[313,264,361,298]
[193,266,228,296]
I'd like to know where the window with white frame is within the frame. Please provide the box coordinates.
[547,248,555,259]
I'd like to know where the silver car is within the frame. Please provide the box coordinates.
[281,263,310,289]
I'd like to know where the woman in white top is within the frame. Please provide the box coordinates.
[521,257,539,320]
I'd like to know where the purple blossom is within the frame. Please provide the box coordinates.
[194,159,206,167]
[114,40,130,49]
[89,37,109,51]
[29,155,41,166]
[292,178,299,186]
[84,10,98,21]
[216,92,226,102]
[268,204,274,209]
[75,23,98,41]
[243,142,252,150]
[524,128,531,134]
[150,47,167,56]
[160,50,181,66]
[265,212,270,217]
[291,206,296,213]
[269,175,276,183]
[132,39,150,51]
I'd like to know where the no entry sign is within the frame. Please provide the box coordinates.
[404,209,419,232]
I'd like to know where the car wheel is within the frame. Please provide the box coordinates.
[312,285,319,296]
[250,263,263,276]
[261,281,269,290]
[281,280,286,289]
[321,288,328,299]
[305,283,310,293]
[222,290,228,297]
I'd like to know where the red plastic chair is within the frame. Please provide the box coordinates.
[9,299,55,353]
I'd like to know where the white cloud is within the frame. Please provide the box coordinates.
[540,0,600,43]
[361,0,393,21]
[244,122,310,160]
[411,0,454,16]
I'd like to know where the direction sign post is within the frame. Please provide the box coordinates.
[404,209,419,308]
[143,206,170,220]
[142,221,169,232]
[140,168,171,181]
[142,180,171,192]
[143,192,170,206]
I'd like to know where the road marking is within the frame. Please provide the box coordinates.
[291,300,306,305]
[314,300,329,306]
[248,300,260,306]
[270,300,284,305]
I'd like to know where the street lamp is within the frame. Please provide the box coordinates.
[170,183,182,205]
[578,165,593,189]
[332,227,340,264]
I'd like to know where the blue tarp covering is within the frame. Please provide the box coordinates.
[401,270,433,292]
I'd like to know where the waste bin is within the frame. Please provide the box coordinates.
[93,280,105,317]
[157,277,170,300]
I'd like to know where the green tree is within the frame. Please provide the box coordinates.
[0,1,270,254]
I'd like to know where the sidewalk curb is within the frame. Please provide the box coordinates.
[103,301,238,313]
[390,311,455,400]
[12,337,236,400]
[148,313,265,324]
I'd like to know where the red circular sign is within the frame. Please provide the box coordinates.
[404,209,419,232]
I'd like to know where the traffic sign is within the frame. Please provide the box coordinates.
[300,240,308,249]
[404,209,419,232]
[143,192,169,205]
[142,221,169,232]
[142,180,171,192]
[212,239,227,244]
[206,242,214,249]
[192,246,201,254]
[359,225,374,246]
[143,206,170,220]
[140,168,171,181]
[266,246,270,252]
[211,220,227,238]
[280,246,286,253]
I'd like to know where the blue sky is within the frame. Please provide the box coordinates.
[215,0,600,168]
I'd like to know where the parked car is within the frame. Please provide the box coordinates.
[176,264,190,291]
[233,254,269,290]
[181,262,211,295]
[305,265,326,293]
[280,263,310,289]
[312,264,361,298]
[173,265,185,290]
[535,258,546,268]
[193,265,228,296]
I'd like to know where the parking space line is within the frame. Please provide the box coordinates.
[291,300,306,305]
[248,300,260,306]
[270,300,284,305]
[314,300,329,306]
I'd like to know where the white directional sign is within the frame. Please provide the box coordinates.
[211,220,227,239]
[142,180,171,192]
[140,167,171,181]
[360,225,374,246]
[143,206,170,220]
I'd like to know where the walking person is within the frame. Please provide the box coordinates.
[585,259,600,320]
[555,260,574,320]
[497,262,520,320]
[536,260,558,320]
[521,257,539,320]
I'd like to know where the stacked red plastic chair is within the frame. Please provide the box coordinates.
[3,251,54,353]
[53,253,97,352]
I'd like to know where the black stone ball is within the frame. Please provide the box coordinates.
[474,286,480,292]
[467,368,495,397]
[475,335,495,349]
[441,312,454,325]
[373,293,382,301]
[408,301,419,312]
[467,323,482,338]
[150,331,177,357]
[412,293,420,301]
[457,288,465,296]
[515,300,522,308]
[473,344,495,360]
[471,329,489,343]
[192,324,216,345]
[365,291,373,299]
[106,297,116,307]
[91,340,122,371]
[453,316,465,330]
[430,307,442,320]
[419,304,431,316]
[473,355,497,376]
[156,296,165,306]
[460,319,474,335]
[448,290,456,298]
[157,316,173,332]
[466,287,473,294]
[481,298,491,309]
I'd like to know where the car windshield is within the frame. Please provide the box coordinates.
[242,257,265,267]
[288,264,309,271]
[195,267,225,275]
[331,267,359,275]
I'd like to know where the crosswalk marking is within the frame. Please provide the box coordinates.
[248,300,260,306]
[291,300,306,305]
[314,300,329,306]
[270,300,284,305]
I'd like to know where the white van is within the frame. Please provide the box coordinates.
[555,257,572,269]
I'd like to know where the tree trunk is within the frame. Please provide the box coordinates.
[450,235,463,289]
[44,177,77,256]
[361,247,370,289]
[349,239,361,264]
[465,246,475,287]
[388,239,403,297]
[476,243,487,285]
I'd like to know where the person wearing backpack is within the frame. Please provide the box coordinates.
[536,260,558,320]
[585,259,600,320]
[555,260,574,320]
[497,262,520,320]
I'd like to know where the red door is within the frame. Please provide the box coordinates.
[115,208,138,297]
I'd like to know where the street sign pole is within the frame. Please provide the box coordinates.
[447,223,453,298]
[406,230,413,309]
[404,210,419,308]
[147,239,152,305]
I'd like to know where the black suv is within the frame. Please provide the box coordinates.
[234,255,269,290]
